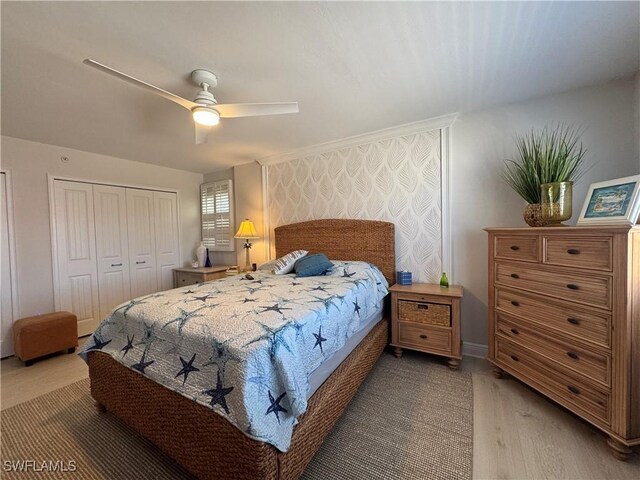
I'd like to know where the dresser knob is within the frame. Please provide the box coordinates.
[567,351,579,360]
[510,245,520,251]
[510,355,519,362]
[568,385,580,395]
[419,334,428,340]
[567,249,581,255]
[566,284,579,290]
[567,317,580,325]
[510,273,520,279]
[510,328,520,335]
[511,301,520,307]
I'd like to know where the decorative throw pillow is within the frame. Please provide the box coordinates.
[257,260,277,272]
[294,253,334,277]
[273,250,308,275]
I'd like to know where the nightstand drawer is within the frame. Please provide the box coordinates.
[494,235,539,263]
[543,236,612,272]
[176,272,204,286]
[496,314,610,386]
[398,323,451,353]
[495,262,611,310]
[398,300,451,327]
[495,288,611,348]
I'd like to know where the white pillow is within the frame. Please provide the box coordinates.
[273,250,308,275]
[257,260,277,272]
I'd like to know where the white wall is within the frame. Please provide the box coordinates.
[0,136,203,318]
[452,76,639,347]
[234,162,267,268]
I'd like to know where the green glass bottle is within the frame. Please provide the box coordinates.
[439,272,449,288]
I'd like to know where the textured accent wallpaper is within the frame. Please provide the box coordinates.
[266,129,443,283]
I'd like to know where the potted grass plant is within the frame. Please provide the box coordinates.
[502,124,588,227]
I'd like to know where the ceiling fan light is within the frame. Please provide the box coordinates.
[192,107,220,126]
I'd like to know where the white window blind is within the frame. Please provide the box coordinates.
[201,180,235,251]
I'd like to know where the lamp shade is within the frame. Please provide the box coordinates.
[234,219,259,239]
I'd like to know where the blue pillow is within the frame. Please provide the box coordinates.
[294,253,334,277]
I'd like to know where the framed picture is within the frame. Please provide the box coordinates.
[577,175,640,225]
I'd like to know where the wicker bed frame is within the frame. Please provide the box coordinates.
[87,219,395,480]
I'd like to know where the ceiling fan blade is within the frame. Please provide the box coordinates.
[83,59,198,111]
[213,102,299,118]
[195,123,210,145]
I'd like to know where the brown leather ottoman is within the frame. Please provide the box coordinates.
[12,311,78,366]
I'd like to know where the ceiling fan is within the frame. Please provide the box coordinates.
[83,59,299,144]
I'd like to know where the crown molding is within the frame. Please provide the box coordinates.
[256,112,458,166]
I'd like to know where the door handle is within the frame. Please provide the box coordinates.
[111,263,123,267]
[136,261,146,265]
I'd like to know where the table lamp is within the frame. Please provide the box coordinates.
[234,219,260,271]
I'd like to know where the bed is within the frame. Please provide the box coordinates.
[85,219,395,480]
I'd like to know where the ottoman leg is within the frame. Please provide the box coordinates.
[67,347,76,354]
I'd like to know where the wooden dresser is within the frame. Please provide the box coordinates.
[389,283,463,370]
[173,266,230,288]
[486,226,640,460]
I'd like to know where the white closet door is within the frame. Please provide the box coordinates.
[1,173,14,357]
[126,188,158,298]
[153,191,180,291]
[53,180,100,336]
[94,185,131,319]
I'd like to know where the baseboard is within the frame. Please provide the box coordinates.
[462,342,488,359]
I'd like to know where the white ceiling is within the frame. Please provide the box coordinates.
[2,1,638,174]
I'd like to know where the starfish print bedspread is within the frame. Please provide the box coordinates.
[79,260,388,451]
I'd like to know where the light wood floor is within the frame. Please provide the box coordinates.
[1,347,639,479]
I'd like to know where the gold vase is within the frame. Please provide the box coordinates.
[523,203,548,227]
[541,181,573,226]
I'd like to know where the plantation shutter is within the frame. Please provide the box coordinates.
[201,180,235,251]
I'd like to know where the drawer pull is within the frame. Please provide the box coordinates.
[510,355,519,362]
[419,334,428,340]
[111,263,123,267]
[510,328,520,335]
[417,304,429,310]
[568,385,580,395]
[567,351,579,360]
[510,273,520,279]
[511,301,520,307]
[566,284,579,290]
[136,261,146,265]
[567,317,580,325]
[510,245,520,251]
[567,248,581,255]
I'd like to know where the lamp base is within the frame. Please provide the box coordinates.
[243,243,252,272]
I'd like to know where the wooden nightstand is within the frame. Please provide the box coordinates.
[389,283,464,370]
[173,266,231,288]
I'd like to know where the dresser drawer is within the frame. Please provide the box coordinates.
[398,300,451,327]
[495,288,611,348]
[495,262,611,310]
[543,236,612,272]
[496,314,610,386]
[494,235,539,263]
[495,337,610,426]
[398,322,451,353]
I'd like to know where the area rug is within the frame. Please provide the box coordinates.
[1,352,473,479]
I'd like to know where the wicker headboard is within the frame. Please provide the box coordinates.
[274,219,395,284]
